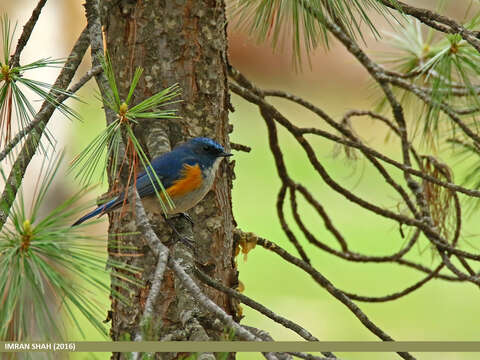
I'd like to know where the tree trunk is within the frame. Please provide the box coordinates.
[101,0,238,356]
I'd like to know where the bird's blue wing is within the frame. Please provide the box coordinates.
[136,149,200,198]
[72,147,199,227]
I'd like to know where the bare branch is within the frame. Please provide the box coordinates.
[10,0,48,67]
[289,352,337,360]
[169,258,278,360]
[341,263,446,303]
[294,183,349,252]
[231,142,252,153]
[129,187,169,352]
[235,229,417,360]
[196,267,319,342]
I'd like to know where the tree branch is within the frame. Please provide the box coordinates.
[0,26,90,231]
[196,267,320,342]
[10,0,48,68]
[129,187,169,355]
[169,257,278,360]
[233,229,416,360]
[0,65,102,162]
[379,0,480,53]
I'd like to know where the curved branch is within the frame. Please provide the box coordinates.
[277,184,311,264]
[338,177,463,302]
[234,229,416,360]
[256,87,480,198]
[294,183,349,252]
[341,262,445,302]
[196,268,320,342]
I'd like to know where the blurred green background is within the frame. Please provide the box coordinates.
[2,1,480,359]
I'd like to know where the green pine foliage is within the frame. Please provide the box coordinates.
[0,15,78,153]
[231,0,399,68]
[376,15,480,207]
[69,53,180,214]
[379,17,480,137]
[0,153,108,341]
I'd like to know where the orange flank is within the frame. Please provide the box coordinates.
[166,164,203,198]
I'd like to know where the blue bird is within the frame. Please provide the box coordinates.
[72,137,232,227]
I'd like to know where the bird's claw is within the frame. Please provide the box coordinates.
[163,214,195,251]
[178,212,194,225]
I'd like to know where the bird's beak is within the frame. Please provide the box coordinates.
[220,152,233,157]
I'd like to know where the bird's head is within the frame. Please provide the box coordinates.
[186,137,232,161]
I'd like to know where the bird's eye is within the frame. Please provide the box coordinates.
[203,145,211,152]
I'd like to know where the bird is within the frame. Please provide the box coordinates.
[72,137,232,227]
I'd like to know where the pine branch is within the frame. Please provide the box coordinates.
[0,65,102,162]
[0,27,90,232]
[385,74,480,144]
[379,0,480,53]
[9,0,48,67]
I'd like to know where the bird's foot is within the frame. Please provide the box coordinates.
[177,212,194,225]
[163,215,195,250]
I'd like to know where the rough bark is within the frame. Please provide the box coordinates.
[101,0,237,356]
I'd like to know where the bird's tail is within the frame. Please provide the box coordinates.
[72,197,121,227]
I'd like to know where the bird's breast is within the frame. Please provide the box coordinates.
[166,159,221,214]
[166,163,203,198]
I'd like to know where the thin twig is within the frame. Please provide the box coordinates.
[379,0,480,53]
[10,0,48,67]
[294,183,349,253]
[196,267,319,342]
[234,229,416,360]
[231,142,252,153]
[169,258,278,360]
